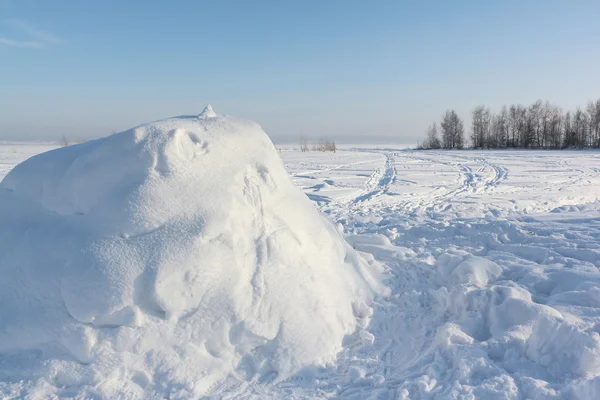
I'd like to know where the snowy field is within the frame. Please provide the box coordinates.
[281,148,600,399]
[0,143,57,182]
[282,148,600,399]
[2,142,600,399]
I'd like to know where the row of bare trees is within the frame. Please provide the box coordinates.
[300,136,337,152]
[420,99,600,149]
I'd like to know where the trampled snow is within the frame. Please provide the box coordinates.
[0,109,382,398]
[280,148,600,399]
[2,137,600,398]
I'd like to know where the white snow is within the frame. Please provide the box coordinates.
[198,104,216,119]
[2,138,600,398]
[0,142,58,182]
[0,111,381,398]
[277,148,600,399]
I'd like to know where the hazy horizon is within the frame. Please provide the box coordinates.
[1,0,599,142]
[0,132,420,146]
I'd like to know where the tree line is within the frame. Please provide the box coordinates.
[419,98,600,149]
[300,136,337,152]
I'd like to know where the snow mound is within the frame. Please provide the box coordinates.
[0,108,382,397]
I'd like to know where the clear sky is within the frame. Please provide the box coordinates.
[1,0,599,143]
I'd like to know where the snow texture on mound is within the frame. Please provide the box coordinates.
[0,108,382,398]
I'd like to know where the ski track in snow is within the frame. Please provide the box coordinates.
[2,144,600,399]
[353,152,396,204]
[275,148,600,399]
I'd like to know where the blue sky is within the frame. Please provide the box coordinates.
[1,0,599,143]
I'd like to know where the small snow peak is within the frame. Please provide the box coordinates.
[198,104,217,119]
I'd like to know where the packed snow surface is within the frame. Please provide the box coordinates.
[0,109,381,398]
[2,139,600,399]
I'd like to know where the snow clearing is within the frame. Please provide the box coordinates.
[1,129,600,398]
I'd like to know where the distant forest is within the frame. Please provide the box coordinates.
[419,99,600,150]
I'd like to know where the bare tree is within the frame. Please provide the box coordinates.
[587,100,600,147]
[524,100,542,148]
[548,105,563,149]
[441,110,464,149]
[563,111,574,148]
[471,105,491,148]
[497,106,509,148]
[508,105,519,147]
[456,116,465,149]
[572,108,588,147]
[422,122,441,149]
[517,105,528,147]
[300,136,309,152]
[489,113,503,149]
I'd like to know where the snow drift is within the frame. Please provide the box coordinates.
[0,106,382,397]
